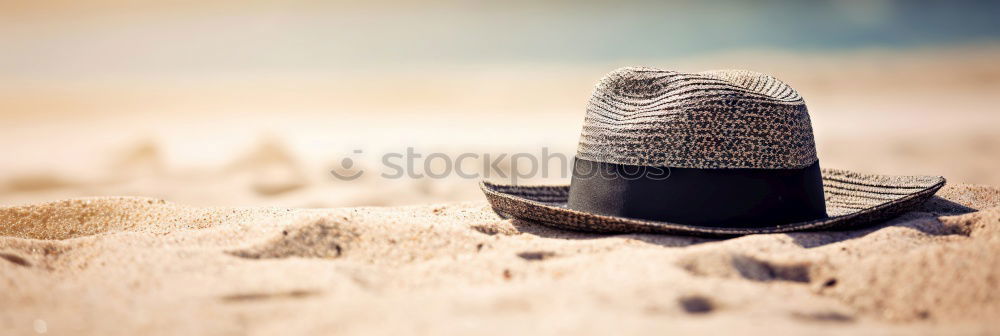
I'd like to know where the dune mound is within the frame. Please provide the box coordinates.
[0,197,299,240]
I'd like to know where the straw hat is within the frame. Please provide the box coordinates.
[480,67,945,236]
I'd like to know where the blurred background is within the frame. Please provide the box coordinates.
[1,0,999,207]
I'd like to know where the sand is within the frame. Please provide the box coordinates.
[1,183,999,335]
[2,48,1000,334]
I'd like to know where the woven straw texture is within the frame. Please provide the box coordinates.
[481,170,945,237]
[482,67,946,235]
[579,67,817,169]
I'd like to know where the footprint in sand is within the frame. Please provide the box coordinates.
[0,252,31,267]
[516,250,557,261]
[219,289,320,303]
[677,295,715,314]
[676,250,813,283]
[225,137,308,196]
[790,310,855,323]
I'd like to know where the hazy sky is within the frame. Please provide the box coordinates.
[3,0,999,78]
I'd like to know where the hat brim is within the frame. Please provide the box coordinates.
[480,168,945,237]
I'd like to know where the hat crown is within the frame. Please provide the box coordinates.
[577,67,817,169]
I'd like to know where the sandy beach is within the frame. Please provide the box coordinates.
[2,26,1000,335]
[2,183,999,335]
